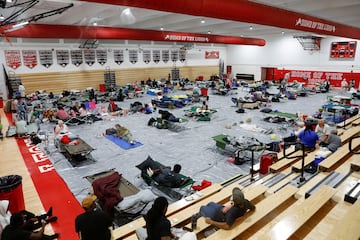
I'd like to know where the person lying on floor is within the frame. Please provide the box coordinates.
[158,109,182,122]
[191,187,255,230]
[147,164,190,188]
[115,124,135,144]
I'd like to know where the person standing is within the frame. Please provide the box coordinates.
[75,195,113,240]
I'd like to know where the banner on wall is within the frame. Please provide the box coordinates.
[205,51,219,59]
[38,50,53,68]
[22,50,37,69]
[4,50,21,70]
[272,68,360,88]
[171,50,178,62]
[179,49,186,62]
[71,50,83,66]
[96,49,107,65]
[162,50,169,63]
[83,49,95,66]
[129,49,138,64]
[153,50,160,64]
[113,49,124,65]
[56,50,69,67]
[143,50,151,64]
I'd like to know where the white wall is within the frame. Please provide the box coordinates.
[227,35,360,80]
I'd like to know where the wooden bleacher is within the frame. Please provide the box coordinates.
[204,184,299,240]
[117,124,360,240]
[184,183,268,235]
[326,199,360,240]
[336,114,360,128]
[255,185,336,240]
[112,183,222,239]
[318,137,360,171]
[270,146,304,173]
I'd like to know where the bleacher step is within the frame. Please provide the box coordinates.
[344,180,360,204]
[305,171,345,198]
[262,172,289,188]
[239,174,261,187]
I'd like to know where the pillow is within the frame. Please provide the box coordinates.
[136,155,160,171]
[260,108,272,113]
[117,189,156,210]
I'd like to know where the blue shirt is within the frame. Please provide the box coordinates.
[298,130,319,148]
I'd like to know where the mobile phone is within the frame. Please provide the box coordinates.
[183,226,193,232]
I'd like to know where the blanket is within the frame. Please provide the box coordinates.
[105,135,143,150]
[92,172,123,216]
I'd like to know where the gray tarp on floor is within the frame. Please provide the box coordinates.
[39,87,358,205]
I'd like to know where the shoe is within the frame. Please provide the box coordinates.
[191,213,199,230]
[47,207,53,217]
[46,216,58,223]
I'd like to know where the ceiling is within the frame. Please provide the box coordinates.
[1,0,360,44]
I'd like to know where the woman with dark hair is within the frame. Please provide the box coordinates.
[297,124,319,151]
[145,197,174,240]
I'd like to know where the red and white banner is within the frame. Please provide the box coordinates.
[272,68,360,88]
[205,51,219,59]
[4,50,21,69]
[22,50,37,69]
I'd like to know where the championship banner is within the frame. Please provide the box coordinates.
[70,50,83,66]
[171,50,178,62]
[113,49,124,65]
[129,49,138,64]
[143,50,151,64]
[96,49,107,65]
[4,50,21,69]
[39,50,53,68]
[205,51,219,59]
[152,50,160,64]
[56,50,69,67]
[162,50,169,63]
[179,49,186,62]
[83,49,95,66]
[22,50,37,69]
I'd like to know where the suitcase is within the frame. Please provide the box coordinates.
[259,153,278,174]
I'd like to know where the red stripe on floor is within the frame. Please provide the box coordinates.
[15,137,83,240]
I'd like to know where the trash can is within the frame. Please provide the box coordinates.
[200,87,208,96]
[99,84,106,92]
[0,175,25,213]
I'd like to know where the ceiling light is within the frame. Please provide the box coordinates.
[281,31,285,35]
[93,22,97,26]
[0,14,4,20]
[13,21,29,28]
[160,27,164,31]
[249,26,253,30]
[201,19,205,24]
[207,31,212,34]
[120,8,136,24]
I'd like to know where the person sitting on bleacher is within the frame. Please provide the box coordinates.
[191,187,255,230]
[297,124,320,152]
[315,119,331,141]
[320,129,341,153]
